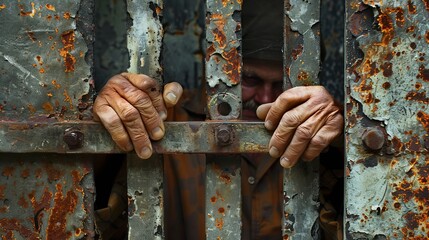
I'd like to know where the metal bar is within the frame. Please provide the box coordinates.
[282,0,321,239]
[0,121,270,154]
[125,0,165,239]
[345,0,429,238]
[205,0,242,238]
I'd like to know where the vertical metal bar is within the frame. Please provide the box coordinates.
[282,0,321,239]
[205,0,242,239]
[126,0,164,239]
[345,0,429,238]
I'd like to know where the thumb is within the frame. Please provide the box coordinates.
[163,82,183,108]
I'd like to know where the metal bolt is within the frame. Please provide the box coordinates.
[215,125,234,146]
[362,127,385,151]
[63,127,84,150]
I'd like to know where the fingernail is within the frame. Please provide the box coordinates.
[151,127,164,139]
[269,146,280,158]
[159,111,167,120]
[281,157,292,168]
[140,146,152,159]
[166,92,177,103]
[265,120,273,130]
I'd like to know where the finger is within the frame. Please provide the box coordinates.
[268,101,327,159]
[105,95,154,159]
[110,77,165,141]
[121,73,168,120]
[93,101,133,152]
[278,111,342,168]
[256,103,272,120]
[301,114,343,161]
[163,82,183,108]
[265,86,325,130]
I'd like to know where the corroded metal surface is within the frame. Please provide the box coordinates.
[345,0,429,238]
[0,154,95,239]
[0,121,270,154]
[127,154,164,240]
[206,0,242,120]
[0,0,94,120]
[205,0,242,238]
[126,1,165,239]
[206,155,241,239]
[283,0,321,239]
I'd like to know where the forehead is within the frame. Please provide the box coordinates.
[242,58,283,83]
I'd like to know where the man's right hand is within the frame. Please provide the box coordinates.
[93,73,183,159]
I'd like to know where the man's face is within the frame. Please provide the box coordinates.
[241,58,283,120]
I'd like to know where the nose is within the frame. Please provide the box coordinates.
[254,83,277,104]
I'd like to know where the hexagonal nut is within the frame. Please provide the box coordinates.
[215,125,234,146]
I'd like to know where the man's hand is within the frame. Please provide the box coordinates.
[93,73,183,159]
[256,86,343,168]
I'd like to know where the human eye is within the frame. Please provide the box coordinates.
[242,75,262,87]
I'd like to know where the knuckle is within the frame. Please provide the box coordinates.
[309,135,328,149]
[295,125,313,141]
[281,112,301,127]
[119,107,140,122]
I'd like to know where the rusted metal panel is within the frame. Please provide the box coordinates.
[0,0,94,121]
[345,0,429,238]
[125,1,165,239]
[282,0,321,239]
[205,0,242,239]
[0,154,95,239]
[0,121,271,154]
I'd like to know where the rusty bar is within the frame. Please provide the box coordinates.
[345,0,429,238]
[0,154,95,239]
[0,121,270,154]
[126,0,165,239]
[205,0,242,238]
[282,0,321,238]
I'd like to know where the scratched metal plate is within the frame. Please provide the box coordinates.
[0,154,95,239]
[0,0,93,120]
[345,0,429,238]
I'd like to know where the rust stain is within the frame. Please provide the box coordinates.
[19,3,36,17]
[417,65,429,82]
[0,4,6,10]
[63,12,71,19]
[425,31,429,44]
[423,0,429,12]
[218,207,225,216]
[405,91,429,104]
[222,48,241,85]
[27,32,36,42]
[210,196,217,203]
[380,62,393,77]
[215,218,224,230]
[63,89,73,108]
[0,185,5,199]
[377,12,394,46]
[51,80,61,89]
[27,104,36,114]
[407,0,417,14]
[417,111,429,132]
[18,195,29,209]
[291,44,303,60]
[59,31,76,73]
[2,166,15,177]
[0,219,38,239]
[46,184,78,240]
[297,71,309,82]
[45,4,55,11]
[42,102,54,113]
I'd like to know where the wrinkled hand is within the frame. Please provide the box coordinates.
[93,73,183,159]
[256,86,343,168]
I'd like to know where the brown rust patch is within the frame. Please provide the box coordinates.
[380,62,393,77]
[45,4,55,11]
[63,12,71,19]
[19,3,36,17]
[407,0,417,14]
[0,219,37,239]
[2,166,15,177]
[377,12,394,46]
[42,102,54,113]
[423,0,429,12]
[46,184,78,239]
[425,31,429,44]
[215,218,224,230]
[417,111,429,132]
[291,44,303,60]
[391,136,405,153]
[406,135,421,152]
[405,91,429,104]
[417,65,429,82]
[60,31,76,73]
[382,82,391,89]
[222,48,241,85]
[0,4,6,10]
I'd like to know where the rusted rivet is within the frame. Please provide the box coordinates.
[362,127,385,151]
[63,127,84,150]
[215,125,234,146]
